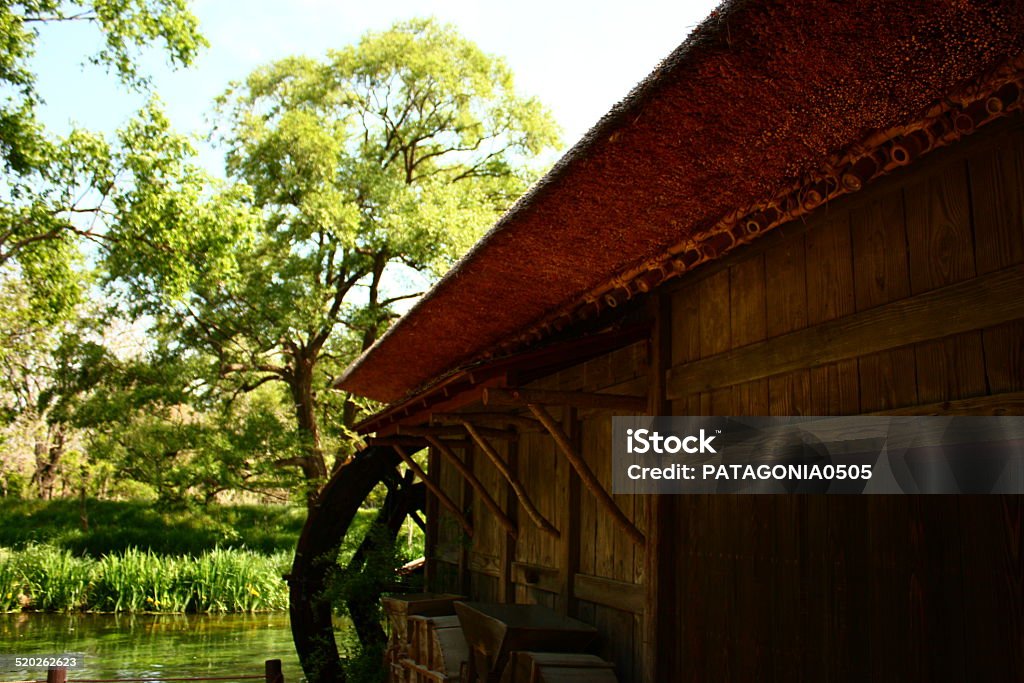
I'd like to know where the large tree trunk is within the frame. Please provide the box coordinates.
[32,424,65,500]
[289,350,329,508]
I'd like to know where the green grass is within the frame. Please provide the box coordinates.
[0,499,307,557]
[0,544,291,613]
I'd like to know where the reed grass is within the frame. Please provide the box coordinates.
[0,544,289,613]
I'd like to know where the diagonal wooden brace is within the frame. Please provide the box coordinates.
[461,422,561,539]
[425,435,519,541]
[393,445,473,538]
[528,403,646,547]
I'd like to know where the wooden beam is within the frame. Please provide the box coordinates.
[426,436,519,540]
[393,445,473,538]
[367,436,429,448]
[867,391,1024,416]
[369,436,472,450]
[528,403,646,547]
[432,411,541,431]
[484,387,648,412]
[667,264,1024,398]
[397,424,519,440]
[461,422,561,539]
[574,573,645,615]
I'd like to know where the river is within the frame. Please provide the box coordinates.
[0,613,304,682]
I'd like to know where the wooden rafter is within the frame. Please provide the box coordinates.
[484,387,648,413]
[461,422,560,539]
[425,436,518,540]
[393,445,473,538]
[528,404,646,547]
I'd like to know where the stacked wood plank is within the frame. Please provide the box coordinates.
[399,615,470,682]
[382,594,468,683]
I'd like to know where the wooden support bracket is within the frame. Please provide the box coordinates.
[528,403,646,547]
[426,436,519,541]
[484,387,648,413]
[393,445,473,538]
[461,422,561,539]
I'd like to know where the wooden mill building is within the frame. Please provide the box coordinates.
[304,1,1024,680]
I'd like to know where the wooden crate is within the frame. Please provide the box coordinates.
[498,652,618,683]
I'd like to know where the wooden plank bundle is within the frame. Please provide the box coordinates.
[382,593,466,682]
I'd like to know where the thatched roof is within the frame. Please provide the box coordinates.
[338,0,1024,404]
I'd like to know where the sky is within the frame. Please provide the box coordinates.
[30,0,722,174]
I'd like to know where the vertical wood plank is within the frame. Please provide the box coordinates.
[765,232,808,338]
[983,320,1024,393]
[699,269,731,358]
[914,332,988,404]
[905,160,975,294]
[850,188,911,311]
[969,128,1024,274]
[730,253,767,348]
[858,347,918,412]
[806,212,855,325]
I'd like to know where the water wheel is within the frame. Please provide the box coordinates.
[288,444,425,682]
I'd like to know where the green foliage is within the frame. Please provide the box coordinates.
[0,543,289,613]
[15,543,93,611]
[0,0,207,318]
[0,549,24,610]
[0,498,309,556]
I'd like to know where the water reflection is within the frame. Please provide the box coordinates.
[0,613,303,682]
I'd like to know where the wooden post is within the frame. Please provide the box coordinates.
[528,403,646,546]
[462,422,560,539]
[643,290,675,683]
[426,436,518,540]
[46,668,66,683]
[499,437,518,604]
[424,445,439,590]
[394,445,474,538]
[558,406,581,617]
[265,658,284,683]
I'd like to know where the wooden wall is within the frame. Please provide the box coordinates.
[425,116,1024,682]
[661,116,1024,681]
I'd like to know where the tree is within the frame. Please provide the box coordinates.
[120,18,560,504]
[0,0,206,318]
